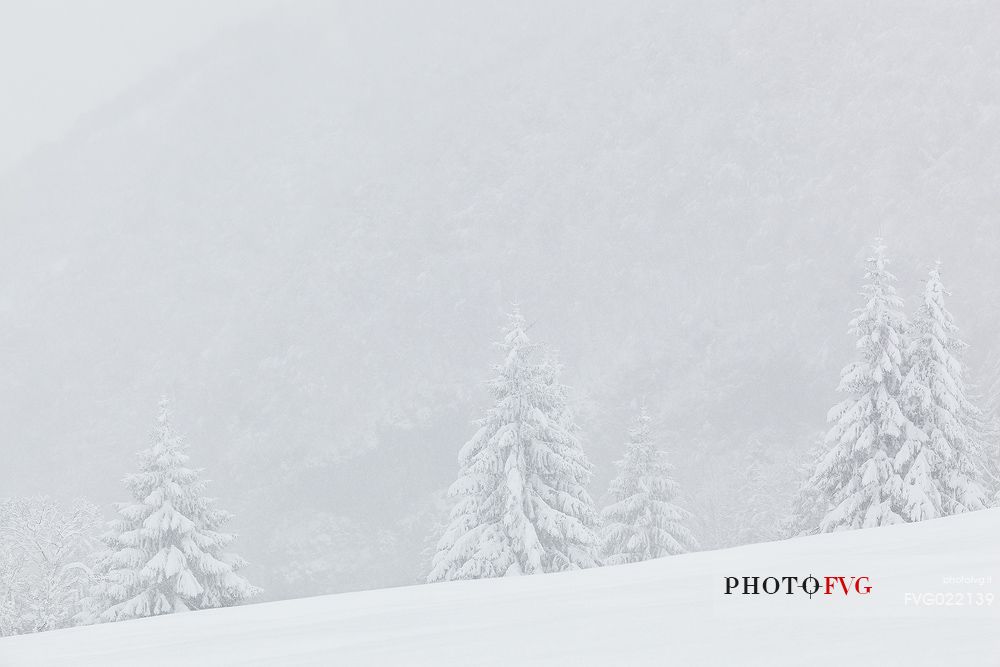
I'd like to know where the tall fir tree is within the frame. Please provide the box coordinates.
[428,307,599,582]
[899,264,990,516]
[811,241,925,530]
[600,407,696,565]
[87,399,258,621]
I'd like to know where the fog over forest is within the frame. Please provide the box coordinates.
[2,0,999,606]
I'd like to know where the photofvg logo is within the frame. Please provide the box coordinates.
[724,575,872,599]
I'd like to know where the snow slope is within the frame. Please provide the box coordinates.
[3,510,998,666]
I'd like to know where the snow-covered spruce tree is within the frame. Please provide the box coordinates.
[600,407,696,565]
[811,241,925,531]
[898,264,990,516]
[88,399,258,621]
[427,308,599,581]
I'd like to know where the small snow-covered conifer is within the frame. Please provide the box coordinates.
[784,439,830,538]
[88,398,258,621]
[733,438,785,544]
[600,407,696,564]
[428,307,599,581]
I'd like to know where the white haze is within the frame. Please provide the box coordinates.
[1,0,999,601]
[0,0,273,174]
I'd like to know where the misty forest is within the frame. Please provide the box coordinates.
[2,1,1000,638]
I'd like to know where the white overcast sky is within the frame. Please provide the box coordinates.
[0,0,274,175]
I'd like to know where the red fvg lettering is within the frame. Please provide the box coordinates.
[824,576,872,595]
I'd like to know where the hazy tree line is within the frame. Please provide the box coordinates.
[1,240,997,634]
[427,240,997,581]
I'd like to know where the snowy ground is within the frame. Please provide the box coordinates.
[3,509,998,666]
